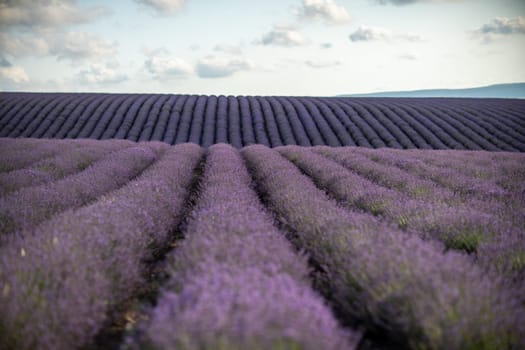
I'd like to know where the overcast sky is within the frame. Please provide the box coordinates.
[1,0,524,95]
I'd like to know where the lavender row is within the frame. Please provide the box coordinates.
[319,147,524,229]
[353,147,510,200]
[242,145,524,350]
[1,93,524,150]
[0,143,203,350]
[0,140,133,196]
[0,144,161,237]
[127,144,356,350]
[0,138,88,173]
[278,146,525,281]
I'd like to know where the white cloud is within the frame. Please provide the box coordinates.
[196,56,253,78]
[0,31,117,63]
[0,0,108,30]
[0,65,30,84]
[214,44,243,55]
[297,0,351,25]
[258,26,306,47]
[320,42,333,49]
[52,32,116,62]
[473,16,525,43]
[144,49,193,80]
[0,32,49,57]
[349,26,390,41]
[135,0,185,15]
[305,59,341,68]
[349,26,424,42]
[77,62,127,85]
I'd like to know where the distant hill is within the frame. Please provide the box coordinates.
[341,83,525,99]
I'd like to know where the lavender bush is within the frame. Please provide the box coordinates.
[0,145,159,236]
[0,143,203,350]
[242,144,524,350]
[127,144,357,350]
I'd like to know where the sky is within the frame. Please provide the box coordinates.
[1,0,524,96]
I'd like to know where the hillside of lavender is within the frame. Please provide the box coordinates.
[0,137,524,350]
[1,93,525,150]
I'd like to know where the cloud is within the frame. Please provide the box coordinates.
[135,0,185,15]
[196,56,253,78]
[349,25,424,42]
[320,42,333,49]
[258,26,306,47]
[399,52,419,60]
[0,0,108,30]
[144,49,193,80]
[214,44,243,55]
[0,31,116,63]
[52,32,116,62]
[473,16,525,43]
[0,64,30,84]
[305,59,341,68]
[349,26,390,41]
[297,0,351,25]
[374,0,461,5]
[77,62,128,85]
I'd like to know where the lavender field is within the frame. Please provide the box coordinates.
[0,137,524,350]
[1,93,525,151]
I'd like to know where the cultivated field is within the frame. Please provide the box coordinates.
[1,93,525,151]
[0,137,524,350]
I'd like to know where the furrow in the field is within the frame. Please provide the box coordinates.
[53,94,101,138]
[186,95,207,146]
[333,100,387,148]
[0,143,203,350]
[287,97,326,146]
[354,100,416,149]
[66,94,114,139]
[299,97,342,146]
[238,96,257,146]
[25,94,76,139]
[126,94,163,142]
[246,96,271,147]
[162,95,188,145]
[77,94,125,139]
[114,94,153,140]
[41,94,95,139]
[0,94,49,137]
[226,95,243,148]
[0,144,163,237]
[126,144,357,350]
[242,145,524,350]
[275,96,312,146]
[268,96,298,145]
[320,98,369,147]
[175,95,198,145]
[423,101,517,151]
[100,94,139,140]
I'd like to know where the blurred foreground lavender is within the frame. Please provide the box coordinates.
[0,138,523,350]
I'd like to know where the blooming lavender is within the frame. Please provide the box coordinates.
[0,145,159,237]
[0,140,133,196]
[0,143,203,350]
[127,144,357,350]
[243,144,524,350]
[0,138,85,172]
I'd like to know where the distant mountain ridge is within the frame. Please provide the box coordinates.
[341,83,525,99]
